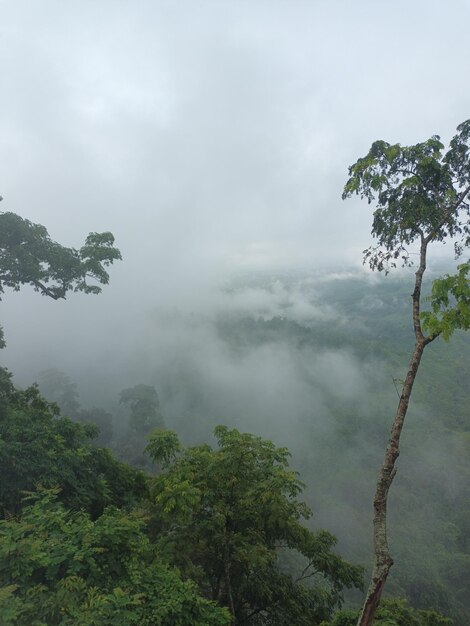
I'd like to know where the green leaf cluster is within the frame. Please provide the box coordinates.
[421,263,470,340]
[0,491,230,625]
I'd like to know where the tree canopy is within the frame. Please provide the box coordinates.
[0,208,121,301]
[343,119,470,272]
[0,375,146,519]
[146,426,363,625]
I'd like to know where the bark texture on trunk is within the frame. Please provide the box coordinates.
[357,340,425,626]
[357,240,432,626]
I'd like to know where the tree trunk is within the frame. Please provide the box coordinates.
[357,339,426,626]
[357,240,432,626]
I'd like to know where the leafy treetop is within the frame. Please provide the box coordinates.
[119,384,164,435]
[343,120,470,271]
[146,426,363,625]
[0,208,121,300]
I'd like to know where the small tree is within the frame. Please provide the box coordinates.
[119,384,164,435]
[117,384,165,469]
[343,120,470,625]
[36,368,81,418]
[146,426,363,625]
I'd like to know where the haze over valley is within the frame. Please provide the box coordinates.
[1,2,469,624]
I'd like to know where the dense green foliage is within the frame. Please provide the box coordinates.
[0,370,147,518]
[322,598,452,626]
[0,370,229,624]
[146,426,364,625]
[0,490,230,626]
[0,366,365,624]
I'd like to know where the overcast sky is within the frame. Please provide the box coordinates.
[1,0,470,370]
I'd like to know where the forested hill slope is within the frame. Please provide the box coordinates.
[216,267,470,430]
[213,268,470,623]
[22,265,470,624]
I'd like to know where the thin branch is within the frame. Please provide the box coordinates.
[32,280,66,300]
[295,566,320,584]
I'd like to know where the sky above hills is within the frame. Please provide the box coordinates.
[1,1,470,364]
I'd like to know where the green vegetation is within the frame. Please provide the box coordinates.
[322,598,452,626]
[120,384,164,435]
[146,426,363,624]
[0,371,147,519]
[0,377,364,624]
[0,490,230,626]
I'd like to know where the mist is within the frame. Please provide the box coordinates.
[2,0,468,372]
[4,268,464,564]
[1,2,470,621]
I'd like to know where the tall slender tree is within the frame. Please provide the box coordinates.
[343,120,470,626]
